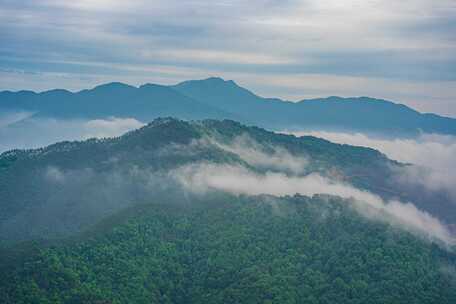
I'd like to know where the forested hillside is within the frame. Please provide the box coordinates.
[1,118,455,244]
[2,194,455,304]
[1,118,456,303]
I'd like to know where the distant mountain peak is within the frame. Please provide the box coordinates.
[203,76,232,83]
[145,116,182,127]
[139,83,164,90]
[176,77,238,87]
[205,76,226,82]
[92,82,136,91]
[39,88,72,96]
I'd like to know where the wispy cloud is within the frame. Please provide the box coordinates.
[171,162,454,245]
[290,131,456,200]
[210,134,308,174]
[3,125,454,246]
[0,111,34,128]
[0,115,144,153]
[83,117,144,139]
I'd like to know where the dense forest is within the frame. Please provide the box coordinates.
[1,194,455,303]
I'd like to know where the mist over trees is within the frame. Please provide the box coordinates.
[1,118,454,244]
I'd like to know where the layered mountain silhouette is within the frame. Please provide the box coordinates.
[2,77,455,136]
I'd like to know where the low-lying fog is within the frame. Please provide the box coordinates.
[0,113,144,153]
[287,130,456,202]
[1,113,455,246]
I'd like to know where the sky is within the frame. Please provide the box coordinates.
[1,0,456,116]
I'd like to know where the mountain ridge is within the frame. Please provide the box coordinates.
[1,117,455,244]
[1,117,456,303]
[1,77,456,136]
[1,78,446,117]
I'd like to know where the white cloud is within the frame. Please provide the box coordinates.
[45,166,66,183]
[0,111,34,128]
[46,0,132,12]
[288,131,456,200]
[171,162,455,245]
[0,115,144,153]
[141,49,295,65]
[83,117,144,139]
[210,134,308,174]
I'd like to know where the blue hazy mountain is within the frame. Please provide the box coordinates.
[0,82,239,122]
[173,77,456,135]
[2,77,456,136]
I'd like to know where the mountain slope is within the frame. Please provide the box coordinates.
[2,195,455,303]
[172,77,293,125]
[1,117,456,303]
[0,118,455,244]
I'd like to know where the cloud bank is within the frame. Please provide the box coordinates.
[0,115,144,153]
[168,133,456,246]
[171,162,454,245]
[290,131,456,200]
[210,134,308,174]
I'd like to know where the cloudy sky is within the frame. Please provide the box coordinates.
[1,0,455,116]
